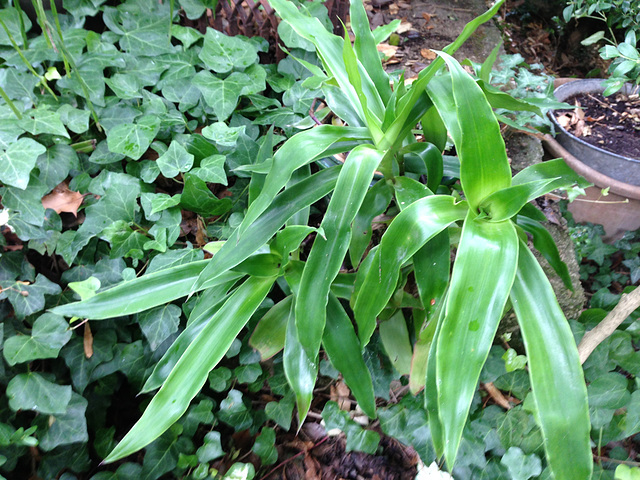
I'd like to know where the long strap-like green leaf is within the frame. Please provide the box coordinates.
[353,195,468,347]
[436,213,518,469]
[193,165,341,292]
[324,293,376,418]
[237,125,371,238]
[510,243,592,480]
[433,52,511,210]
[103,275,276,463]
[295,145,382,359]
[51,261,243,319]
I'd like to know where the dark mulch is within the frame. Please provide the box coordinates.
[555,91,640,160]
[259,423,420,480]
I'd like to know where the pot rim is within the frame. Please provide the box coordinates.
[550,78,640,166]
[542,134,640,201]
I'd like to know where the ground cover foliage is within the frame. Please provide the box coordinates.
[0,0,639,478]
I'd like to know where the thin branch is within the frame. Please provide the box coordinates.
[578,287,640,364]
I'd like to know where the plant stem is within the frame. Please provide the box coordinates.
[0,85,22,119]
[12,0,29,47]
[47,0,71,75]
[0,16,58,100]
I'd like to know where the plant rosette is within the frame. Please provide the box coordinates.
[546,78,640,241]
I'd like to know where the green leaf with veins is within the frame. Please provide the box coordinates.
[57,104,90,134]
[40,393,89,451]
[218,389,253,430]
[3,313,72,366]
[193,71,254,121]
[1,175,48,226]
[0,8,31,45]
[201,122,245,147]
[107,116,160,160]
[156,141,194,178]
[37,144,78,191]
[180,172,232,216]
[7,372,72,415]
[0,138,46,189]
[197,431,224,463]
[191,155,227,184]
[199,29,259,73]
[0,274,61,319]
[138,304,181,350]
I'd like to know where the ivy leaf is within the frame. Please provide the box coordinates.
[208,367,233,392]
[180,172,232,217]
[37,145,79,191]
[3,313,72,366]
[57,104,91,134]
[588,372,630,409]
[0,138,46,189]
[196,431,224,463]
[180,399,215,437]
[234,364,262,384]
[140,428,182,480]
[101,220,147,260]
[106,116,160,160]
[201,122,245,148]
[0,8,32,46]
[89,463,142,480]
[6,372,72,415]
[60,331,117,393]
[137,304,181,350]
[252,428,277,465]
[623,257,640,284]
[198,29,258,73]
[265,396,294,431]
[218,389,253,431]
[0,273,62,319]
[500,447,542,480]
[1,174,48,226]
[156,141,194,178]
[193,71,251,121]
[191,155,227,185]
[19,107,70,138]
[40,393,89,451]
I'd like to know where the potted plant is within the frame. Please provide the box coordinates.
[545,2,640,241]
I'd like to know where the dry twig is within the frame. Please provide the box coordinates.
[578,286,640,364]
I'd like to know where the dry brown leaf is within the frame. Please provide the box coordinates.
[41,182,84,216]
[396,20,413,34]
[422,12,432,22]
[388,3,398,14]
[420,48,436,60]
[195,216,208,247]
[377,42,398,59]
[84,322,94,359]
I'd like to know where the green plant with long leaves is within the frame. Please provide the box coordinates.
[53,0,593,477]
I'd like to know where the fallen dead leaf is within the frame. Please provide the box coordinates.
[388,3,398,14]
[377,42,399,59]
[420,48,436,60]
[84,322,93,359]
[396,21,413,34]
[41,182,84,216]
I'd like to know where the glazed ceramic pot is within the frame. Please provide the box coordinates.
[546,79,640,241]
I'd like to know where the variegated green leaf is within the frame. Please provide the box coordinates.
[354,195,467,346]
[324,293,376,418]
[510,243,592,480]
[104,275,276,463]
[296,145,382,359]
[436,213,518,469]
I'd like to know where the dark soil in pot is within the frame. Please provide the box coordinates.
[554,91,640,160]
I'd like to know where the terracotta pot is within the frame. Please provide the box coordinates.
[544,79,640,242]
